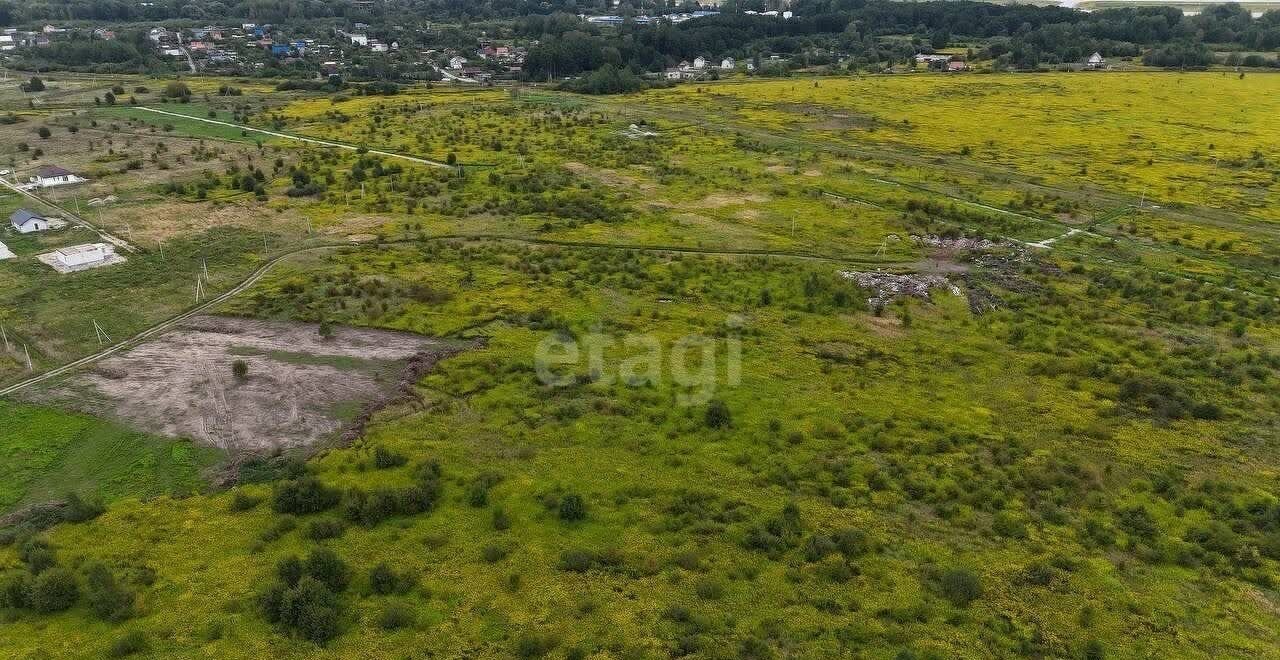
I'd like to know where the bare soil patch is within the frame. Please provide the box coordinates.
[95,199,281,243]
[692,192,769,209]
[562,161,656,192]
[30,315,466,452]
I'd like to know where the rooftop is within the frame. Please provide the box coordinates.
[56,244,109,257]
[35,165,74,178]
[9,208,43,224]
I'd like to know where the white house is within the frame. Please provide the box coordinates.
[30,165,86,188]
[9,209,49,233]
[449,55,466,69]
[1087,52,1106,69]
[55,243,113,268]
[915,54,950,65]
[719,57,734,70]
[693,56,707,69]
[0,35,14,51]
[348,33,368,46]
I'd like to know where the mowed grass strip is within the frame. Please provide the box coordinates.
[0,400,221,511]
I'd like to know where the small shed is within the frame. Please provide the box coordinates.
[55,243,113,268]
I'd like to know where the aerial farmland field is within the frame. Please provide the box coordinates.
[0,61,1277,660]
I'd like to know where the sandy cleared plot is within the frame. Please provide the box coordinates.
[32,315,462,452]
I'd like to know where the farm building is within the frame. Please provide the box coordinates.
[9,209,49,233]
[29,165,86,188]
[720,57,735,69]
[1087,52,1107,69]
[55,243,113,268]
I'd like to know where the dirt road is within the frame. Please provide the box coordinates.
[136,107,454,169]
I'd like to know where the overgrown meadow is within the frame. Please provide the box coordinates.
[0,73,1278,659]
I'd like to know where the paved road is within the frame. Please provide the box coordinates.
[136,107,454,169]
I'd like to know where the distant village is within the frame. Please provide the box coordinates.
[0,20,535,82]
[0,7,1124,85]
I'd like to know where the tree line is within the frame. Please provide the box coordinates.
[519,1,1280,79]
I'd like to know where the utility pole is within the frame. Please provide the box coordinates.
[23,344,32,371]
[1,324,9,352]
[93,320,111,346]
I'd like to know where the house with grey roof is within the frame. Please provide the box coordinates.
[9,208,49,234]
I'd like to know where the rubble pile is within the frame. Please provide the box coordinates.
[839,270,963,308]
[913,234,1003,250]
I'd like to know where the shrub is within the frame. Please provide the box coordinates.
[992,511,1028,539]
[492,507,511,531]
[373,446,407,469]
[278,556,304,586]
[368,563,413,596]
[481,544,508,563]
[833,528,872,558]
[277,576,341,643]
[18,537,57,574]
[803,534,838,562]
[939,568,982,607]
[229,492,263,512]
[693,578,724,600]
[107,630,148,658]
[341,462,444,527]
[304,547,349,593]
[558,494,586,522]
[515,631,556,658]
[705,399,732,429]
[0,572,31,609]
[305,518,346,541]
[163,81,191,99]
[232,359,249,380]
[378,602,415,630]
[1116,506,1158,540]
[558,549,595,573]
[29,567,79,613]
[260,515,298,543]
[272,477,340,515]
[37,126,51,139]
[84,563,135,622]
[63,492,105,523]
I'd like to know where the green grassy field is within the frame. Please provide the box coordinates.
[0,400,221,511]
[91,104,265,143]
